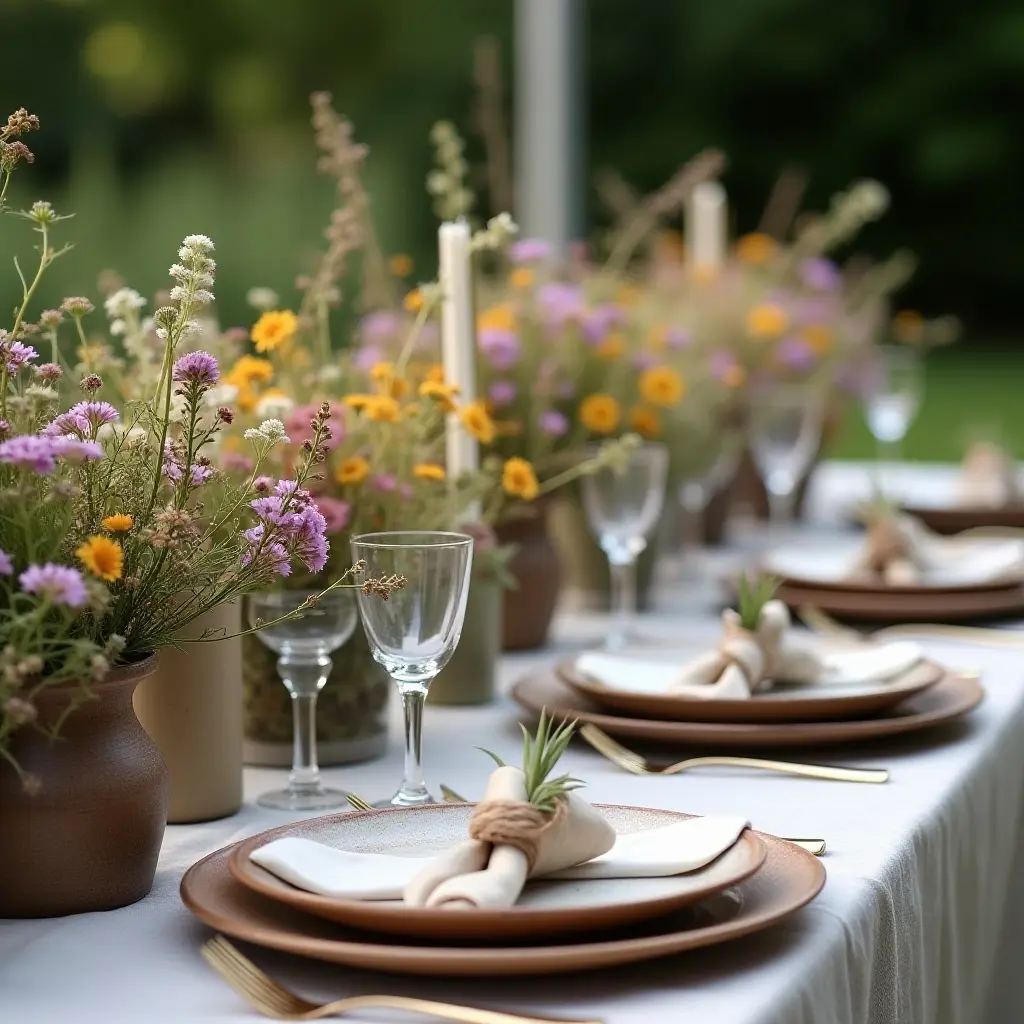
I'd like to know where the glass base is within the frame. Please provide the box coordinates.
[374,789,436,809]
[256,786,351,811]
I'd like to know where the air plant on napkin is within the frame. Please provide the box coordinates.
[668,571,825,698]
[852,492,936,584]
[404,711,615,910]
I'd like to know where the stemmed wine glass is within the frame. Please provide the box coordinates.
[862,346,922,495]
[582,442,668,650]
[677,428,744,572]
[748,385,824,539]
[245,589,357,810]
[351,531,473,807]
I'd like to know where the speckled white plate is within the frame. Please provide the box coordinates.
[228,804,766,941]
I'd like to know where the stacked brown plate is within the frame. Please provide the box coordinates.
[901,500,1024,535]
[511,639,981,749]
[180,803,825,977]
[761,535,1024,623]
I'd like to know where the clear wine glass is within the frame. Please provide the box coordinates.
[863,346,922,492]
[748,385,824,536]
[582,442,668,650]
[677,428,744,566]
[245,589,357,811]
[350,531,473,808]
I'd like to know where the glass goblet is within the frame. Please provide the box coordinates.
[748,385,824,538]
[582,442,668,650]
[862,346,922,493]
[245,588,357,811]
[351,531,473,808]
[677,428,744,565]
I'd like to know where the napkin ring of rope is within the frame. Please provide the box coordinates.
[469,798,566,874]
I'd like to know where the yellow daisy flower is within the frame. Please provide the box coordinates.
[638,366,685,407]
[335,456,370,485]
[802,324,834,355]
[225,355,274,387]
[250,310,299,353]
[627,405,662,440]
[389,253,413,277]
[419,379,460,413]
[477,303,517,333]
[364,396,401,423]
[579,394,621,435]
[413,463,446,482]
[101,514,134,533]
[502,457,540,500]
[510,267,535,289]
[76,535,124,582]
[597,333,626,361]
[735,232,779,265]
[369,361,410,399]
[746,304,789,339]
[424,364,446,384]
[344,394,373,411]
[403,289,424,313]
[459,401,496,444]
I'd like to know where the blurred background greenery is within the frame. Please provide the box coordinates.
[4,0,1023,457]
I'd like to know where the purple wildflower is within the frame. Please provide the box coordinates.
[631,352,658,371]
[189,464,214,485]
[50,436,103,462]
[800,257,842,292]
[0,549,13,575]
[19,563,89,608]
[353,345,384,371]
[314,496,351,534]
[45,401,119,438]
[398,482,414,500]
[538,410,569,437]
[242,526,292,577]
[360,311,401,342]
[509,238,553,264]
[665,327,692,349]
[221,451,256,473]
[0,435,58,474]
[372,473,397,493]
[294,505,330,572]
[581,304,626,343]
[778,336,816,371]
[555,379,576,399]
[478,328,521,370]
[536,282,584,325]
[172,350,219,388]
[488,379,518,406]
[709,351,741,383]
[4,341,38,374]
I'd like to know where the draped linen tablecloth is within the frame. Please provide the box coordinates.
[2,462,1024,1024]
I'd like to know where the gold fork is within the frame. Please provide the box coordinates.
[201,935,601,1024]
[438,783,826,856]
[579,723,888,784]
[345,792,372,812]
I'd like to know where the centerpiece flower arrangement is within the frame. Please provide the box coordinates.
[0,108,388,917]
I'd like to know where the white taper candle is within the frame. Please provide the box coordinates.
[686,180,727,272]
[438,221,480,515]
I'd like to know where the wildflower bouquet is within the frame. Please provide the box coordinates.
[0,110,367,785]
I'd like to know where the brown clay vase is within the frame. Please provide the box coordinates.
[496,503,562,651]
[0,656,169,918]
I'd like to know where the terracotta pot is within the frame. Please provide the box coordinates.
[496,503,562,651]
[430,577,502,705]
[134,603,243,824]
[242,624,389,767]
[0,656,168,918]
[547,495,658,612]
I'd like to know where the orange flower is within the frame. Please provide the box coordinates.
[616,284,641,307]
[893,309,925,344]
[638,366,685,407]
[424,364,446,384]
[648,324,669,350]
[579,394,621,435]
[510,267,535,289]
[369,361,410,399]
[364,396,401,423]
[101,514,133,533]
[419,379,460,413]
[746,304,789,339]
[477,303,517,333]
[802,324,834,355]
[343,393,373,411]
[389,253,413,277]
[459,401,496,444]
[403,289,424,313]
[250,310,298,353]
[75,535,124,582]
[413,463,446,482]
[597,332,626,361]
[335,456,370,485]
[735,233,779,265]
[225,355,274,387]
[502,457,540,500]
[627,405,662,440]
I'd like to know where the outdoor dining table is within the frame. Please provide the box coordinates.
[2,462,1023,1024]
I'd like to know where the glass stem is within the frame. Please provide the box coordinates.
[767,489,794,548]
[397,687,429,803]
[280,654,331,794]
[608,555,638,649]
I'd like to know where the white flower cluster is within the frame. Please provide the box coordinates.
[255,392,295,419]
[244,418,290,446]
[204,384,239,409]
[427,121,473,220]
[471,212,518,253]
[104,287,147,337]
[156,235,217,341]
[246,286,280,312]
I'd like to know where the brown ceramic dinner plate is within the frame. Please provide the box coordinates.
[513,669,982,748]
[902,503,1024,535]
[556,656,944,723]
[228,804,767,942]
[181,825,824,977]
[773,580,1024,623]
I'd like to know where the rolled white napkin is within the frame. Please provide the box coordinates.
[248,814,750,901]
[956,443,1018,508]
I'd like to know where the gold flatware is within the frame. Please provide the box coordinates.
[441,782,825,855]
[200,935,601,1024]
[345,792,372,812]
[580,723,888,784]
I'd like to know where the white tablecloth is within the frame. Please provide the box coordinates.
[3,462,1024,1024]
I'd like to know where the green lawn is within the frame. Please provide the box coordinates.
[830,348,1024,461]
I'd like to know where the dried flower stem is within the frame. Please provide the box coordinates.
[471,36,514,215]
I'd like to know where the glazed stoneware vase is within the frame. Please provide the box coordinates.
[134,602,243,824]
[495,503,562,651]
[0,655,169,918]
